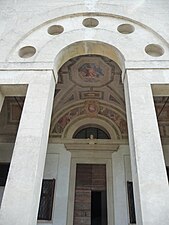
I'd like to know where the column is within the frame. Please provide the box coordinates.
[0,73,55,225]
[0,91,4,112]
[124,70,169,225]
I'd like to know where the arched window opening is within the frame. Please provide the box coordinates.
[73,126,111,139]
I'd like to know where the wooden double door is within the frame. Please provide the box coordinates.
[73,164,107,225]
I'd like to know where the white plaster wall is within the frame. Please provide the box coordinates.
[38,144,71,225]
[0,0,169,63]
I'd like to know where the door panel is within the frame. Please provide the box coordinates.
[73,164,107,225]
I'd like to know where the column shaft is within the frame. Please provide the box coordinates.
[124,71,169,225]
[0,73,55,225]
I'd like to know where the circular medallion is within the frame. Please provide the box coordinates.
[85,101,99,117]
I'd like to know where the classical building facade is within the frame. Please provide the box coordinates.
[0,1,169,225]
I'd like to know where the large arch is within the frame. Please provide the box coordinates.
[53,41,125,77]
[6,12,169,82]
[1,3,169,225]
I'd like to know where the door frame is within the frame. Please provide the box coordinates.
[66,156,114,225]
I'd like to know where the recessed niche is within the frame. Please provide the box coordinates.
[18,46,36,58]
[117,24,135,34]
[145,44,164,57]
[82,18,99,28]
[48,25,64,35]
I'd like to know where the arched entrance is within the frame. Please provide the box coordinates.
[51,53,128,225]
[1,7,169,225]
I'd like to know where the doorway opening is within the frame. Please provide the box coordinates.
[91,191,107,225]
[73,164,107,225]
[53,53,126,225]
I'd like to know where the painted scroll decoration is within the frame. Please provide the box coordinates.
[53,102,127,138]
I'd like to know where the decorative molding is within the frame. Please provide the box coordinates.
[79,91,103,100]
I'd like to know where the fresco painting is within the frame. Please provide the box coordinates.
[78,63,104,82]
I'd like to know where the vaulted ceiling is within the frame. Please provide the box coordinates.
[50,55,127,139]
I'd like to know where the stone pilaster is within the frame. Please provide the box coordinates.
[0,73,55,225]
[53,145,71,225]
[124,70,169,225]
